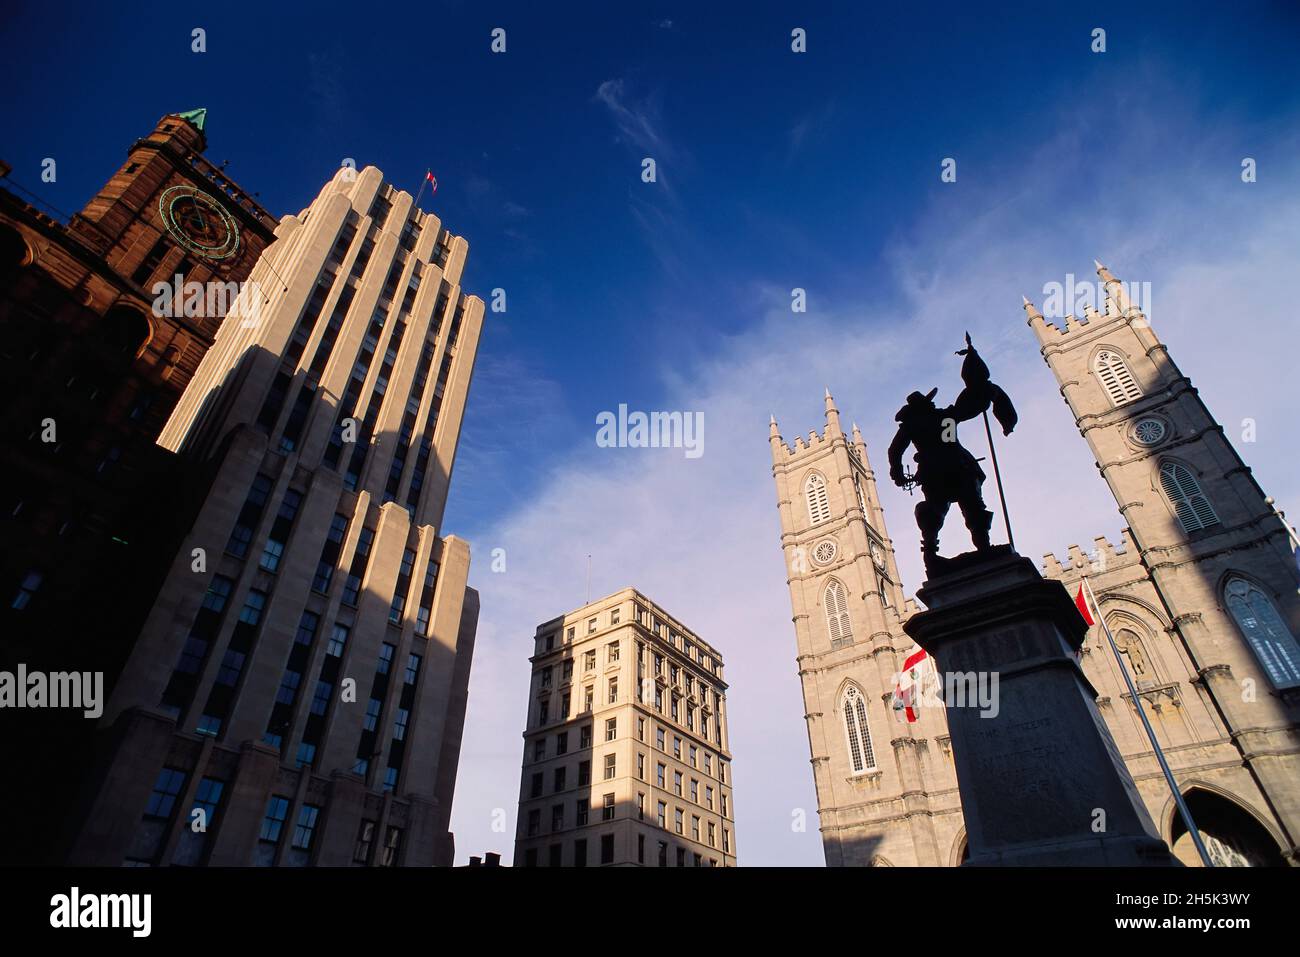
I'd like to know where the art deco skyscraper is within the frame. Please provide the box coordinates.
[70,165,484,866]
[514,589,737,867]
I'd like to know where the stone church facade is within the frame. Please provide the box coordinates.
[770,262,1300,866]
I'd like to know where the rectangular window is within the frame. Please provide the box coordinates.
[580,725,592,749]
[353,820,376,864]
[260,795,291,844]
[578,760,591,786]
[656,763,666,788]
[675,808,684,834]
[327,623,349,657]
[292,804,321,850]
[657,801,667,828]
[226,474,273,558]
[144,768,187,820]
[556,731,568,755]
[575,799,589,827]
[600,833,614,864]
[603,754,616,780]
[259,488,303,571]
[605,717,617,741]
[602,792,615,821]
[381,826,402,867]
[554,767,566,792]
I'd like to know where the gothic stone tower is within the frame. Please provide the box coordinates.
[1025,262,1300,864]
[769,391,964,866]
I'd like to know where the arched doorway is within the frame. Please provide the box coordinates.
[1169,788,1286,866]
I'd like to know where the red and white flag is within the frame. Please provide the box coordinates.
[1075,583,1095,626]
[892,647,930,723]
[426,170,438,192]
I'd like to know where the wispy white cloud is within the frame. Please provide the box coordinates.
[594,77,691,279]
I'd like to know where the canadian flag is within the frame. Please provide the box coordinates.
[1075,583,1095,626]
[892,647,930,723]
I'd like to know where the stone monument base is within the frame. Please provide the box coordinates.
[904,549,1177,866]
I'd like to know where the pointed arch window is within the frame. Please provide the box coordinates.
[1159,462,1219,533]
[1094,350,1142,406]
[805,472,831,526]
[841,685,876,773]
[1224,577,1300,689]
[824,578,852,642]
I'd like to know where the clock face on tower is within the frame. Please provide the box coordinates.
[158,184,241,261]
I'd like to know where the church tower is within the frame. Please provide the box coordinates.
[770,392,964,866]
[1027,262,1300,862]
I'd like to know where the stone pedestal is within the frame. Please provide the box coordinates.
[904,548,1176,866]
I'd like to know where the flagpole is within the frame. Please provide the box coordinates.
[981,408,1014,552]
[413,169,430,212]
[1083,576,1213,867]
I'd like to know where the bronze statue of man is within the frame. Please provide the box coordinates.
[887,334,1018,575]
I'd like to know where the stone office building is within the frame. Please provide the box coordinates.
[0,109,277,863]
[770,263,1300,866]
[68,163,484,866]
[515,588,737,866]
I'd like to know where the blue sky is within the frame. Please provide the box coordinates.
[5,2,1300,865]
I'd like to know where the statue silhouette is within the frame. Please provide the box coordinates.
[888,334,1018,576]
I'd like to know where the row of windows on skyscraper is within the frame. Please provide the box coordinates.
[521,832,725,868]
[157,474,442,785]
[252,207,462,514]
[130,764,405,866]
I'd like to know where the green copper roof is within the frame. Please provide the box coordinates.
[176,108,207,132]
